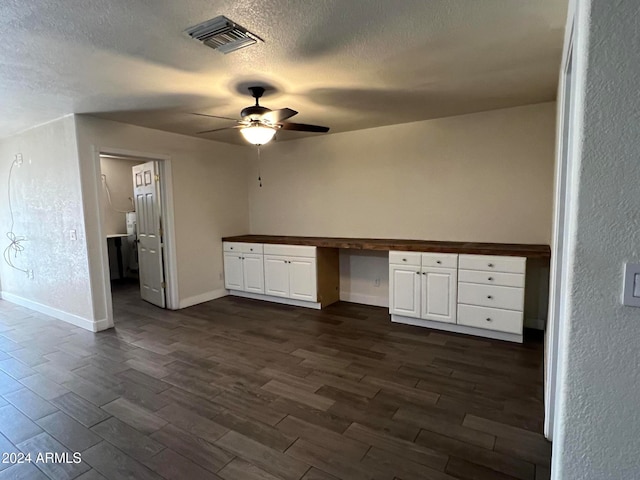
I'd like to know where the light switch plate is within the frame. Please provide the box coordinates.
[623,263,640,307]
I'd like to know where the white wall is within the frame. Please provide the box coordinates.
[0,116,98,329]
[250,102,556,243]
[74,115,252,320]
[249,103,555,313]
[553,1,640,478]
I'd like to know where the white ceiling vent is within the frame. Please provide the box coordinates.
[184,15,262,54]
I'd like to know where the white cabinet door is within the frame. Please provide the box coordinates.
[421,267,457,324]
[243,254,265,294]
[224,253,244,291]
[264,255,290,297]
[289,257,317,302]
[389,264,421,318]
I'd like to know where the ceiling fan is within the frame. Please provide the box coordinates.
[193,86,330,145]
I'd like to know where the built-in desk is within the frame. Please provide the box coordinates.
[221,235,550,342]
[222,235,550,259]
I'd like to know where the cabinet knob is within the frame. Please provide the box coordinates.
[488,277,494,281]
[416,271,420,275]
[487,295,493,299]
[486,318,492,322]
[436,260,442,264]
[250,248,253,251]
[488,263,494,267]
[402,258,407,262]
[422,272,426,275]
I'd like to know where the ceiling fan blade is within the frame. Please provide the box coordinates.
[197,125,242,134]
[192,113,239,122]
[279,122,330,133]
[261,108,298,124]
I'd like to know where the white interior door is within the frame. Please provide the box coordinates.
[421,267,457,323]
[133,161,166,308]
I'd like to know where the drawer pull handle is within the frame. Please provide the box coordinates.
[436,260,442,264]
[488,277,494,281]
[402,258,407,262]
[488,263,494,267]
[486,318,492,322]
[487,295,493,299]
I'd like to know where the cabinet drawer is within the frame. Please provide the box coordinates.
[389,251,421,266]
[223,242,246,253]
[458,269,525,288]
[458,283,524,311]
[263,244,316,257]
[421,253,458,269]
[458,254,526,274]
[240,243,263,254]
[458,304,523,334]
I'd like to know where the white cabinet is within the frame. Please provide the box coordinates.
[223,243,264,294]
[289,257,317,302]
[457,254,526,338]
[389,253,457,324]
[421,267,457,324]
[390,251,527,343]
[243,254,265,294]
[264,253,317,302]
[264,255,290,298]
[223,253,244,290]
[389,264,421,317]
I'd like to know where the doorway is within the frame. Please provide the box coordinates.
[95,148,179,326]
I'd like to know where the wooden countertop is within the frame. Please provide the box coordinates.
[222,235,551,259]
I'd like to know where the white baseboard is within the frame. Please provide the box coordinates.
[178,288,228,309]
[340,291,389,308]
[0,291,107,332]
[229,290,321,310]
[391,314,523,343]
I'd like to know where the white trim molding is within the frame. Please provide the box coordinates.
[0,291,108,332]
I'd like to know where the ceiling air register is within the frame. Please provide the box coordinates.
[184,15,262,54]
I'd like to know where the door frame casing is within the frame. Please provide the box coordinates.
[93,146,179,326]
[544,3,577,441]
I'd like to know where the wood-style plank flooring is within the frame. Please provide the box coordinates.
[0,281,551,479]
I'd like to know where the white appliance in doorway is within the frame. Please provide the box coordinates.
[132,161,166,308]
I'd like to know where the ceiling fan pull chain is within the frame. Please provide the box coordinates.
[257,146,262,188]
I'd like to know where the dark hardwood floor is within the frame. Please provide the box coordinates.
[0,281,551,479]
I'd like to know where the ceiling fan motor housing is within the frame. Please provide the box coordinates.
[241,105,271,119]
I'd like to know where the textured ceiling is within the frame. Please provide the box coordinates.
[0,0,567,144]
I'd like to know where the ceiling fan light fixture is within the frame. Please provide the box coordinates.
[240,125,277,145]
